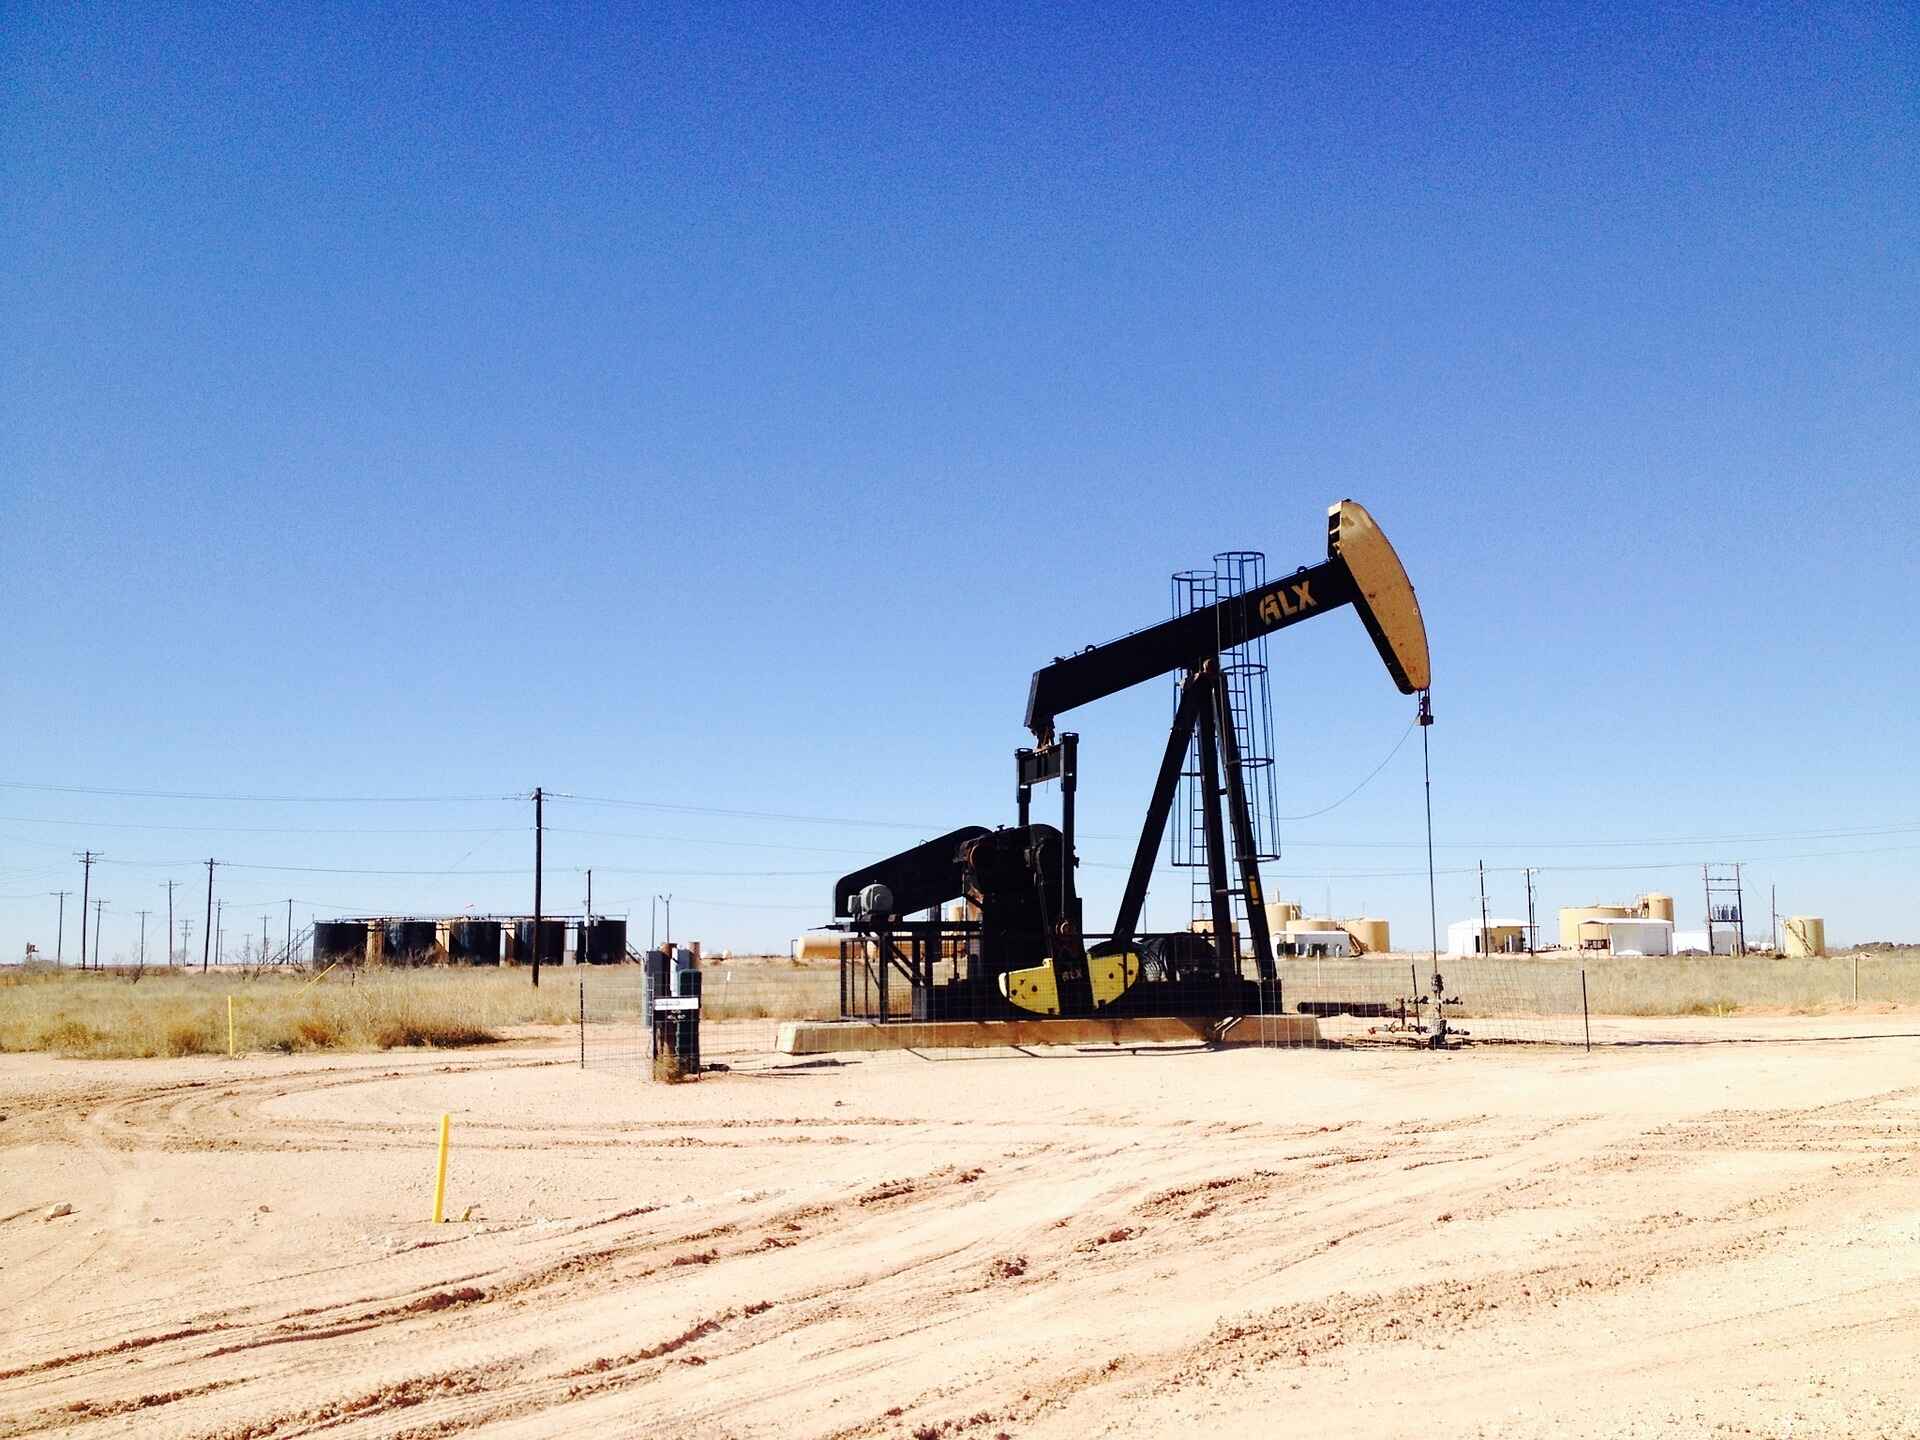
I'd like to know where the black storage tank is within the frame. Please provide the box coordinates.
[513,919,567,967]
[579,919,628,964]
[448,919,501,966]
[385,919,440,966]
[313,920,366,969]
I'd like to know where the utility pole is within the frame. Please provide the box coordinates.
[650,895,657,951]
[50,891,69,965]
[202,859,216,972]
[137,909,150,966]
[1477,861,1491,957]
[91,898,106,968]
[663,894,672,950]
[216,899,226,966]
[1735,862,1747,955]
[531,787,543,988]
[1771,882,1778,954]
[286,899,293,964]
[76,852,99,971]
[1520,867,1536,960]
[262,913,270,965]
[1706,864,1720,955]
[164,880,180,965]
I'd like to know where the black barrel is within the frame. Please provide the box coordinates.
[448,919,501,966]
[513,919,566,968]
[579,918,628,964]
[313,920,366,969]
[385,919,440,966]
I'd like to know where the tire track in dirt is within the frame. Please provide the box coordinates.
[14,1042,1917,1439]
[193,1168,1007,1439]
[0,1158,1005,1439]
[4,1058,939,1369]
[735,1098,1888,1440]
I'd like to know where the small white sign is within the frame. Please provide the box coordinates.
[652,996,700,1013]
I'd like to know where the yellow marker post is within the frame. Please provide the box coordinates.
[227,996,235,1057]
[431,1114,451,1224]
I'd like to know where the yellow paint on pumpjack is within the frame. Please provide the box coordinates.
[999,951,1141,1016]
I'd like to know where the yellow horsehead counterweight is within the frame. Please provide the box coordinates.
[1000,949,1141,1015]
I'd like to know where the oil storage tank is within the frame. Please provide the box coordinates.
[1783,916,1827,957]
[1345,918,1391,953]
[448,919,502,965]
[1559,905,1632,949]
[578,919,628,964]
[385,920,440,966]
[513,919,567,967]
[313,920,367,969]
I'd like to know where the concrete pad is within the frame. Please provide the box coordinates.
[777,1016,1225,1055]
[1214,1014,1324,1046]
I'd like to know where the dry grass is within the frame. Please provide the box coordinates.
[6,951,1915,1059]
[696,964,841,1022]
[1581,952,1920,1015]
[0,965,577,1059]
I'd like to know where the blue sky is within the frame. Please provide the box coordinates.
[4,1,1915,961]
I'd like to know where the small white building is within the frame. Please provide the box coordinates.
[1598,918,1674,957]
[1446,918,1530,956]
[1672,927,1738,955]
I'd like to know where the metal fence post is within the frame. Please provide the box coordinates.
[644,950,668,1063]
[578,976,586,1070]
[1581,968,1590,1053]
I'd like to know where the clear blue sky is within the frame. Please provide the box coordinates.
[3,1,1915,961]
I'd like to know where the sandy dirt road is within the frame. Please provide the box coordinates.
[3,1017,1919,1439]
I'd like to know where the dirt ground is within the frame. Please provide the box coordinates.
[3,1016,1919,1439]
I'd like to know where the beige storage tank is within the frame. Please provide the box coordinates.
[1344,917,1391,953]
[1285,916,1339,936]
[1782,916,1826,957]
[1264,901,1302,933]
[1559,905,1632,949]
[793,932,845,963]
[1639,893,1676,923]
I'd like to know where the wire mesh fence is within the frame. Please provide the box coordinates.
[1245,956,1592,1048]
[579,953,1920,1073]
[579,963,840,1075]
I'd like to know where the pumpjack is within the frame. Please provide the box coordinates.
[832,500,1431,1023]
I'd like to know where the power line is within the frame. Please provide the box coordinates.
[552,792,944,831]
[0,781,514,804]
[544,826,874,855]
[6,785,1913,855]
[0,814,518,835]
